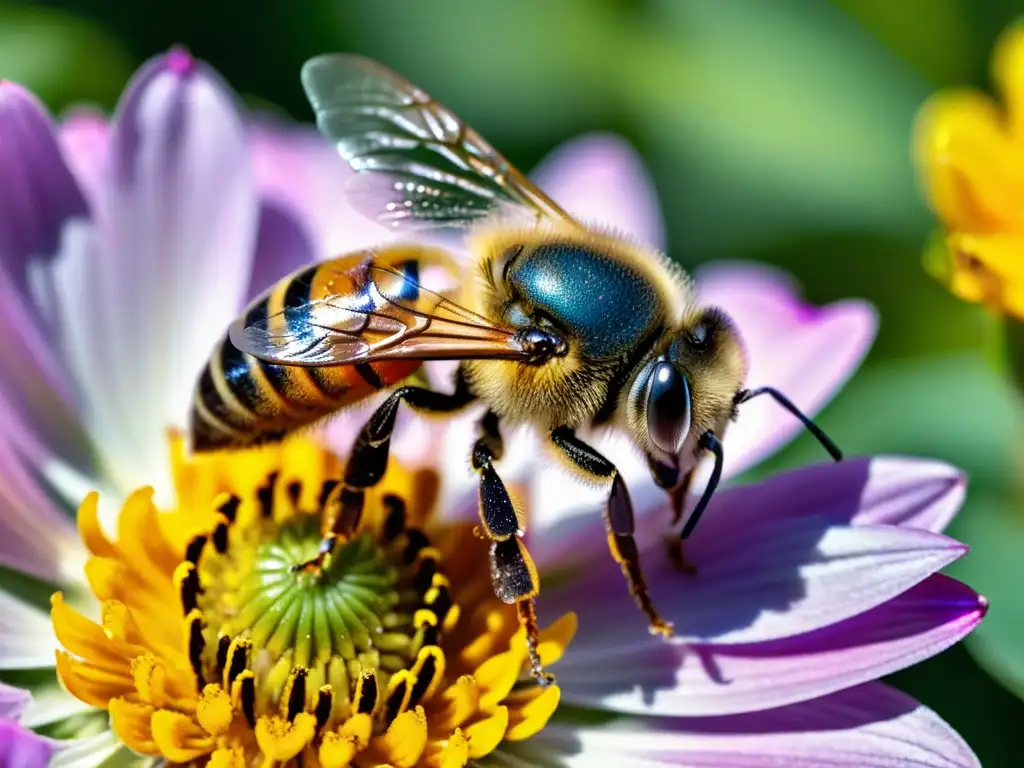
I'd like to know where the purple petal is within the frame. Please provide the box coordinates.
[695,262,877,481]
[0,424,82,583]
[246,198,316,299]
[850,457,965,533]
[556,574,984,717]
[51,49,258,497]
[248,119,392,261]
[531,133,667,250]
[540,457,967,645]
[0,719,53,768]
[518,683,978,767]
[57,107,110,204]
[0,81,88,304]
[0,684,30,719]
[0,85,95,471]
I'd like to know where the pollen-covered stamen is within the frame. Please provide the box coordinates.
[185,476,459,740]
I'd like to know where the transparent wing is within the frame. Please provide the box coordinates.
[301,53,577,231]
[229,255,530,367]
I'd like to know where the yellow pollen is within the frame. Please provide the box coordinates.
[52,436,575,766]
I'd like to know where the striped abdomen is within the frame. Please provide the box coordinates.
[189,262,421,451]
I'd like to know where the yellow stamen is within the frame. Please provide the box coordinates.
[52,436,574,766]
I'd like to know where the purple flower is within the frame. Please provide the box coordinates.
[0,683,55,768]
[0,50,983,766]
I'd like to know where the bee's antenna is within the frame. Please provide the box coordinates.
[681,431,723,539]
[735,387,843,462]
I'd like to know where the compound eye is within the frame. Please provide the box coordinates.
[645,361,692,455]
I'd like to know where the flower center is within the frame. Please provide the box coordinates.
[52,439,575,767]
[184,474,455,741]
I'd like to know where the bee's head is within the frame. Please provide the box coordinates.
[627,307,747,463]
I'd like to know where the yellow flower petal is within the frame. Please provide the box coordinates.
[464,705,509,759]
[944,232,1024,318]
[150,709,214,762]
[55,650,131,708]
[77,492,117,558]
[108,697,157,754]
[432,728,470,768]
[915,90,1024,231]
[474,649,523,711]
[208,747,247,768]
[376,706,428,768]
[504,684,561,741]
[535,612,577,667]
[994,22,1024,136]
[433,675,480,733]
[255,713,318,762]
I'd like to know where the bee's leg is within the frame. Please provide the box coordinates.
[294,374,475,574]
[552,426,674,638]
[472,411,554,686]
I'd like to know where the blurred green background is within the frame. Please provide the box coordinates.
[6,0,1024,762]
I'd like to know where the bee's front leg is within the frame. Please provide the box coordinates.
[294,373,475,574]
[552,427,675,638]
[472,410,554,687]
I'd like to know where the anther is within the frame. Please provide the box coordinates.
[286,480,302,509]
[407,647,442,709]
[185,535,207,566]
[217,495,240,523]
[314,686,333,731]
[215,635,230,677]
[383,671,411,726]
[354,671,378,716]
[186,611,206,690]
[257,472,279,518]
[382,495,406,543]
[425,584,453,625]
[212,519,230,554]
[239,673,256,728]
[414,555,439,594]
[178,563,202,615]
[403,529,430,564]
[285,667,308,721]
[224,637,251,688]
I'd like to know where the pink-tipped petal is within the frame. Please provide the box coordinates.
[531,133,667,250]
[515,682,978,767]
[540,457,968,644]
[248,119,392,263]
[0,719,54,768]
[51,50,258,499]
[57,107,110,204]
[556,574,984,717]
[695,262,877,481]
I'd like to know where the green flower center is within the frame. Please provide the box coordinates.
[181,475,455,727]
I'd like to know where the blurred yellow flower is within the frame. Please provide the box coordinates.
[916,22,1024,319]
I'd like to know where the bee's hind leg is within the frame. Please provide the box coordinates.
[294,373,475,574]
[551,426,674,638]
[473,410,554,686]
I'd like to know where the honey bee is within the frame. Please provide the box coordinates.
[189,54,842,684]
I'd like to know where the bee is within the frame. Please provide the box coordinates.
[189,54,842,685]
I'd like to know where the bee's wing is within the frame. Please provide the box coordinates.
[301,53,578,231]
[229,253,530,367]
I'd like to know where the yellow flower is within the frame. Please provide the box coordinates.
[915,21,1024,318]
[52,436,573,767]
